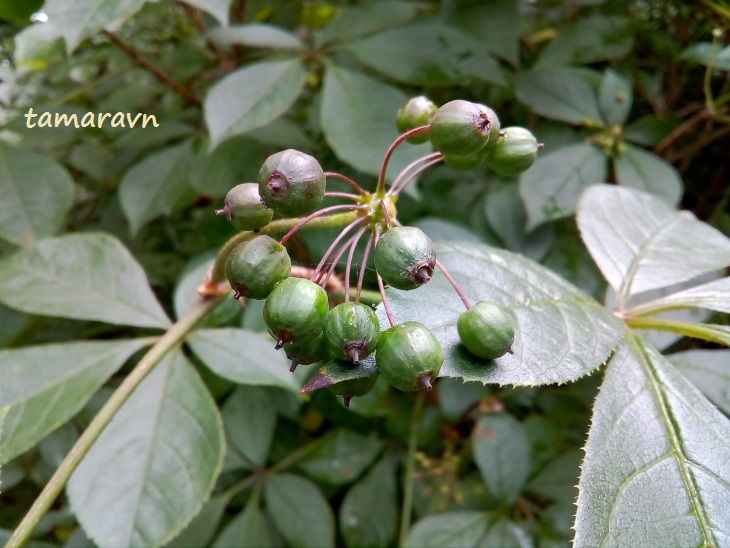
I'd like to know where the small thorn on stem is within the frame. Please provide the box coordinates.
[289,360,299,373]
[342,396,352,408]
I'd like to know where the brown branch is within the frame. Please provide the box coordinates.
[103,30,202,107]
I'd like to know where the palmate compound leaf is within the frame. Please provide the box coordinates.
[379,242,624,386]
[574,334,730,546]
[577,185,730,306]
[68,349,225,548]
[0,232,171,329]
[0,339,151,465]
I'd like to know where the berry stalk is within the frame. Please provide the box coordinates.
[376,126,430,194]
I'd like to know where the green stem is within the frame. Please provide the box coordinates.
[211,211,360,283]
[6,294,227,548]
[626,317,730,346]
[399,392,426,547]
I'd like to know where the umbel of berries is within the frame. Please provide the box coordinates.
[374,226,435,290]
[487,127,540,176]
[457,301,515,360]
[429,100,495,157]
[258,149,326,217]
[376,321,443,391]
[396,96,438,144]
[225,235,290,300]
[215,183,272,231]
[264,277,329,346]
[324,302,381,363]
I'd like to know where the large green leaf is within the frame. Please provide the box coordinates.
[208,24,305,50]
[14,22,65,71]
[295,429,382,487]
[406,512,532,548]
[614,144,682,207]
[167,494,230,548]
[44,0,146,52]
[631,277,730,316]
[0,232,171,328]
[263,473,335,548]
[190,136,264,199]
[577,185,730,302]
[204,59,306,149]
[0,339,149,465]
[222,386,277,467]
[179,0,232,26]
[320,65,430,181]
[598,69,633,126]
[380,242,623,385]
[346,22,505,87]
[670,349,730,415]
[119,141,196,235]
[212,491,275,548]
[515,68,602,125]
[68,350,225,548]
[317,1,418,45]
[680,42,730,71]
[186,328,299,392]
[340,456,398,548]
[472,414,530,504]
[519,143,607,229]
[0,143,74,247]
[574,335,730,546]
[447,0,520,66]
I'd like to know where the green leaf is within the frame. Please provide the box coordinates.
[208,24,305,50]
[614,144,682,207]
[318,1,418,45]
[679,42,730,71]
[205,60,306,149]
[300,356,378,394]
[0,232,171,328]
[577,185,730,300]
[381,242,623,386]
[222,386,277,467]
[633,276,730,316]
[535,15,633,68]
[0,143,74,247]
[670,350,730,416]
[447,0,520,66]
[526,449,581,504]
[14,22,65,70]
[346,22,505,87]
[68,350,225,548]
[574,335,730,546]
[321,65,431,180]
[212,491,275,548]
[479,518,533,547]
[264,473,335,548]
[44,0,146,52]
[167,494,231,548]
[180,0,233,26]
[187,328,299,392]
[413,218,482,244]
[340,456,398,548]
[119,141,196,235]
[515,67,602,125]
[405,512,489,548]
[519,143,607,229]
[628,320,730,347]
[472,414,530,504]
[598,69,633,126]
[295,429,382,487]
[0,339,149,465]
[190,136,263,198]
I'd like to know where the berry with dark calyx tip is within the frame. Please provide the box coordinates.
[324,302,380,363]
[283,333,328,372]
[226,235,291,300]
[457,300,515,360]
[258,149,326,217]
[215,183,273,231]
[376,321,443,392]
[327,372,378,407]
[429,100,493,157]
[374,226,435,290]
[476,104,501,148]
[264,277,329,346]
[397,96,438,144]
[486,127,540,176]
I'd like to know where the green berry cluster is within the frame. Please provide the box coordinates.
[216,97,534,406]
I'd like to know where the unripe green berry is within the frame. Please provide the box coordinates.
[486,127,539,176]
[225,235,291,300]
[457,300,514,360]
[264,277,329,345]
[429,100,493,157]
[374,226,435,290]
[327,371,378,407]
[443,150,486,171]
[324,302,380,363]
[284,333,328,372]
[397,96,438,144]
[376,321,443,392]
[258,149,326,217]
[215,183,273,231]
